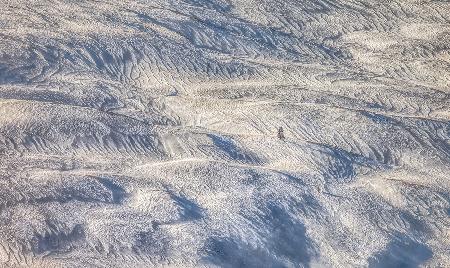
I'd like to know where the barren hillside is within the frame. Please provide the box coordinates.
[0,0,449,267]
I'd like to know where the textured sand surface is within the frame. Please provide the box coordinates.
[0,0,449,267]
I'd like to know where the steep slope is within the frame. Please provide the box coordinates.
[0,0,449,267]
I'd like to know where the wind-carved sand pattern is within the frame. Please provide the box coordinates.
[0,0,449,267]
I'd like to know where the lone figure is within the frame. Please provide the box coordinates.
[277,127,285,141]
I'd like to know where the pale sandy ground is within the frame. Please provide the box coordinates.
[0,0,449,267]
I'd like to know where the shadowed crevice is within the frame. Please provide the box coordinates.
[368,234,432,268]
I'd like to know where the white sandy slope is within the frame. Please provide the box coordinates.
[0,0,449,267]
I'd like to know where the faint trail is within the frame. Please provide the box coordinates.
[1,0,450,267]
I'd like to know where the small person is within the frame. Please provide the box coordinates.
[278,127,285,141]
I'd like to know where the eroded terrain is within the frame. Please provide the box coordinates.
[0,0,449,267]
